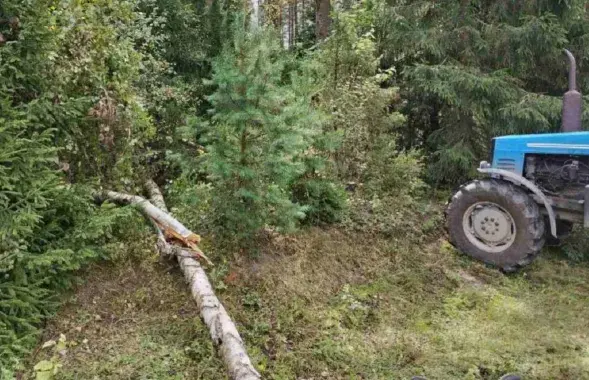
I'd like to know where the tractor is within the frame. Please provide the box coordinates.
[445,50,589,271]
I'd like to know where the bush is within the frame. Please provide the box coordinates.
[559,227,589,263]
[0,0,164,373]
[310,3,410,189]
[365,146,427,198]
[167,179,215,233]
[340,139,429,239]
[292,179,348,225]
[326,79,406,182]
[0,100,59,372]
[1,181,140,373]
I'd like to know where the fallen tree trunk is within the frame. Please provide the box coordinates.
[101,184,261,380]
[100,189,212,264]
[103,190,201,245]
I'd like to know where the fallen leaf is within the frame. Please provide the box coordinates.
[41,340,56,349]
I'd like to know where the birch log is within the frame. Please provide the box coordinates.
[103,190,201,244]
[101,185,261,380]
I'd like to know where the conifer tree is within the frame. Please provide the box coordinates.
[0,0,163,373]
[202,17,324,240]
[374,0,589,185]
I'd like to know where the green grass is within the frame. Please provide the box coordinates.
[22,225,589,379]
[21,251,225,379]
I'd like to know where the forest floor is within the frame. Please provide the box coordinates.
[22,225,589,379]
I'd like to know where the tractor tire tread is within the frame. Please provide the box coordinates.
[445,179,545,272]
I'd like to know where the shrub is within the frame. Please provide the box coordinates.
[0,0,163,373]
[167,179,215,233]
[365,146,427,198]
[291,179,348,225]
[559,227,589,263]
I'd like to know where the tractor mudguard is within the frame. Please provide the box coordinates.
[477,166,558,238]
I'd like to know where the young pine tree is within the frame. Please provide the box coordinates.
[203,18,323,242]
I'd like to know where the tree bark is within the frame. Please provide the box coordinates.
[250,0,260,30]
[315,0,330,40]
[101,183,261,380]
[302,0,306,33]
[293,0,297,42]
[101,190,201,246]
[282,5,290,48]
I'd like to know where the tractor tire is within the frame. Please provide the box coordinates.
[445,179,545,272]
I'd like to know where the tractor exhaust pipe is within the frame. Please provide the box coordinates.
[562,49,582,132]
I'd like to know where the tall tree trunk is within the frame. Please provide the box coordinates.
[293,0,297,43]
[274,5,282,29]
[289,2,294,47]
[301,0,305,32]
[282,4,290,48]
[250,0,260,30]
[315,0,330,40]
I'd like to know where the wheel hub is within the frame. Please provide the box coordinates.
[463,202,516,253]
[471,207,512,243]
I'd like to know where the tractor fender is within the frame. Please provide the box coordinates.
[477,167,557,238]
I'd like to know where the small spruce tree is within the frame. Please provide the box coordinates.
[203,18,324,241]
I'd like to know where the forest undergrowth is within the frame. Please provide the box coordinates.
[24,196,589,380]
[5,0,589,379]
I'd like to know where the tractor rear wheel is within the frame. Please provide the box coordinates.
[445,179,545,271]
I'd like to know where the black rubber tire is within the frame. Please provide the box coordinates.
[445,179,545,271]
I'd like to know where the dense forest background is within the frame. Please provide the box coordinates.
[3,0,589,376]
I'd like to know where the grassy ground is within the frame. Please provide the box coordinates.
[23,223,589,379]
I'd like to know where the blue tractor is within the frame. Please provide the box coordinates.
[446,50,589,271]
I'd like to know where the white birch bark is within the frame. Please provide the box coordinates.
[282,4,290,48]
[250,0,260,30]
[101,184,261,380]
[103,190,200,244]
